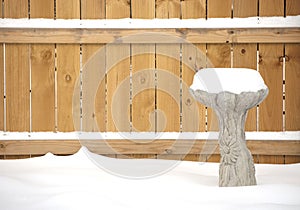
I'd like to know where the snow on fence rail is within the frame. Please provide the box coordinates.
[0,17,299,44]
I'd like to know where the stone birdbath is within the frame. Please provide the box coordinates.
[189,68,268,187]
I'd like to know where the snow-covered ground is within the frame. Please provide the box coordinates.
[0,147,299,210]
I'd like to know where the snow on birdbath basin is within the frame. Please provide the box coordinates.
[190,68,269,187]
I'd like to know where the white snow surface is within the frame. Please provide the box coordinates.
[190,68,268,94]
[0,147,299,210]
[0,131,299,140]
[0,16,299,29]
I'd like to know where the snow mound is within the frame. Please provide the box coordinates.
[190,68,268,94]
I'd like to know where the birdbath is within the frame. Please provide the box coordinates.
[189,68,268,187]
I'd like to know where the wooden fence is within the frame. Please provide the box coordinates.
[0,0,299,164]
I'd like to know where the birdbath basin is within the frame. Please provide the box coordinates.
[190,68,268,187]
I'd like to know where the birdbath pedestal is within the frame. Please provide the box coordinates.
[190,68,268,187]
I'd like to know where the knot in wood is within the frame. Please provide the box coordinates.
[140,77,146,84]
[165,149,172,154]
[240,48,246,54]
[65,74,72,82]
[185,98,192,106]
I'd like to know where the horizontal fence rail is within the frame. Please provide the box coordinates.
[0,17,299,44]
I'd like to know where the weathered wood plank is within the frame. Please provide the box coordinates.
[286,0,300,16]
[232,44,257,131]
[0,140,299,156]
[207,0,232,18]
[285,155,300,164]
[106,0,131,132]
[285,44,300,130]
[131,0,155,133]
[181,0,206,19]
[0,0,2,130]
[1,28,299,44]
[259,44,283,131]
[181,0,206,132]
[106,0,130,19]
[156,1,181,132]
[259,0,284,17]
[232,2,258,131]
[4,0,30,131]
[81,0,106,132]
[31,0,55,131]
[206,1,232,132]
[56,0,80,132]
[156,0,181,18]
[233,0,258,18]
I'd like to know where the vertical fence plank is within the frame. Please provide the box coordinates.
[156,0,181,18]
[207,0,232,18]
[4,0,30,132]
[131,0,155,132]
[106,0,130,132]
[285,2,300,131]
[258,0,284,131]
[181,0,206,18]
[156,0,180,132]
[232,44,257,131]
[181,0,206,132]
[259,45,283,131]
[259,0,284,16]
[0,0,3,131]
[56,0,80,132]
[233,0,258,17]
[81,0,106,132]
[285,44,300,130]
[30,0,55,131]
[206,0,232,131]
[233,0,258,131]
[286,0,300,15]
[106,0,130,19]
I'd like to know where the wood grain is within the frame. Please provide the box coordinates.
[30,0,54,18]
[56,0,80,132]
[232,44,257,131]
[258,0,284,132]
[206,44,231,131]
[0,28,299,44]
[106,0,130,19]
[131,0,155,18]
[232,2,258,131]
[4,0,30,131]
[81,0,105,18]
[181,0,206,19]
[286,0,300,16]
[31,0,55,131]
[285,155,300,164]
[106,0,131,132]
[258,155,284,164]
[156,0,181,18]
[0,52,2,131]
[156,0,181,132]
[81,0,106,132]
[131,0,155,133]
[0,0,2,130]
[207,0,232,18]
[233,0,258,17]
[181,1,206,132]
[206,1,232,132]
[259,0,284,16]
[285,44,300,130]
[1,140,299,156]
[259,44,283,131]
